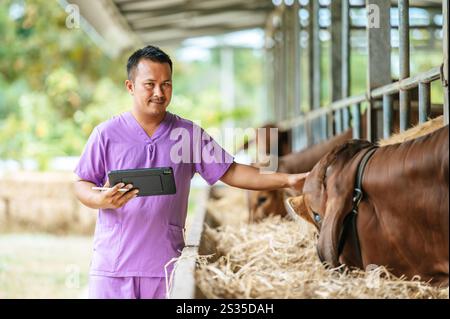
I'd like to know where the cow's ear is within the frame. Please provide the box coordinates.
[284,187,299,197]
[285,195,316,225]
[317,195,353,267]
[288,174,308,193]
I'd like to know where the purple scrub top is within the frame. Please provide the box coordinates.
[74,111,234,277]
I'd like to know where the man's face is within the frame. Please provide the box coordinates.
[126,59,172,117]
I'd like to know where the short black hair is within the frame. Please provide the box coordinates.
[126,45,173,81]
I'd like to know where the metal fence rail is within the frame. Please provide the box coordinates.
[278,65,443,142]
[268,0,448,148]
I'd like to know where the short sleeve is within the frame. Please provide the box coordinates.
[74,127,106,186]
[194,127,234,185]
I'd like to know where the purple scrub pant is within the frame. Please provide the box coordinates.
[88,276,167,299]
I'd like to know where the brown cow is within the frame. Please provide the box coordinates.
[237,123,292,157]
[286,114,444,223]
[248,107,444,223]
[287,125,449,286]
[248,129,353,222]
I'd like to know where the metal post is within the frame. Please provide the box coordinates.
[283,5,293,119]
[383,94,393,138]
[274,31,282,121]
[305,120,312,147]
[326,111,333,138]
[418,82,431,124]
[273,38,278,121]
[289,2,302,151]
[352,103,362,139]
[342,0,351,134]
[443,0,449,124]
[366,0,391,141]
[399,0,410,131]
[314,0,321,144]
[308,1,314,113]
[321,114,328,140]
[281,11,288,121]
[335,110,343,134]
[331,0,343,103]
[309,0,321,111]
[265,41,275,123]
[293,1,301,117]
[343,107,350,130]
[326,112,334,138]
[332,0,346,137]
[307,0,319,146]
[342,0,350,99]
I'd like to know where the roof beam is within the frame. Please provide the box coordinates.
[139,23,265,44]
[118,0,272,15]
[116,0,186,12]
[67,0,141,56]
[131,11,267,32]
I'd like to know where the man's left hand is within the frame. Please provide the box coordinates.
[287,172,309,192]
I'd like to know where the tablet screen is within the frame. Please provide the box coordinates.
[129,175,163,193]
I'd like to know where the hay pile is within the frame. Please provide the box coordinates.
[196,188,449,299]
[206,186,248,226]
[378,115,444,146]
[0,171,96,234]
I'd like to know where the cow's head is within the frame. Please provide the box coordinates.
[287,139,374,267]
[248,189,287,222]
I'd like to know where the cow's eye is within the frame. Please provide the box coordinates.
[313,212,321,223]
[258,196,268,205]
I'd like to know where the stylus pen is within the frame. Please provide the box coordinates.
[91,187,130,192]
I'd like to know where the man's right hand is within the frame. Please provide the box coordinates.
[95,181,139,209]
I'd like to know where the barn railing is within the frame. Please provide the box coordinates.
[278,64,444,144]
[267,0,448,150]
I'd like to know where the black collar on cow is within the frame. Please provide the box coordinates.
[337,145,378,267]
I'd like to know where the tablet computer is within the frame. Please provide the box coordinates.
[108,167,176,197]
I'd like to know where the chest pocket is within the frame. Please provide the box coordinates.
[106,143,146,171]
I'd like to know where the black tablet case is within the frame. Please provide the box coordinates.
[108,167,176,197]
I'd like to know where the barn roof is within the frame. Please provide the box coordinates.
[65,0,443,56]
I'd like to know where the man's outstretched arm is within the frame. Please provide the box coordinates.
[220,162,308,191]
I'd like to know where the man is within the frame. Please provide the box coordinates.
[74,45,307,299]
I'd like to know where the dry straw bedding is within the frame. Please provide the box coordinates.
[0,171,96,234]
[196,188,449,299]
